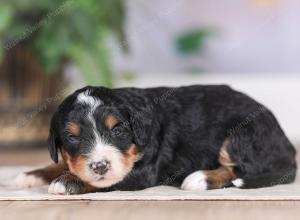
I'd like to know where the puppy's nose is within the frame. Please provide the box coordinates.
[90,160,110,175]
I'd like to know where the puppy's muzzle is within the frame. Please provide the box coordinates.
[89,160,111,175]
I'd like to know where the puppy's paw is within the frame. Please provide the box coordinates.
[48,172,85,195]
[181,171,208,191]
[14,172,46,188]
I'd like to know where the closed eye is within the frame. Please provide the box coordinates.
[111,122,124,136]
[111,122,123,130]
[66,132,80,144]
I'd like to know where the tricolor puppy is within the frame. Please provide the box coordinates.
[16,85,297,194]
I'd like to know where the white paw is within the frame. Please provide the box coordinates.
[14,173,45,188]
[181,171,208,191]
[232,178,244,188]
[48,181,67,195]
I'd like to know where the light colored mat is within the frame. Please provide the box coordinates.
[0,166,299,201]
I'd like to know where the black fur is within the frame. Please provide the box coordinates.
[49,85,297,190]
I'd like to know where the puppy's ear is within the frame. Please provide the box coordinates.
[48,113,61,163]
[128,106,153,147]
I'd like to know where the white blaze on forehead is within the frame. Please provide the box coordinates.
[77,90,103,111]
[77,89,102,133]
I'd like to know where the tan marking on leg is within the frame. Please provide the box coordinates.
[205,138,236,189]
[219,138,235,167]
[205,167,235,189]
[27,161,68,184]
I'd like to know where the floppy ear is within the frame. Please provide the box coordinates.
[128,106,154,148]
[48,113,61,163]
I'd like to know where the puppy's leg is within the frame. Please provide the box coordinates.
[181,138,237,190]
[48,171,97,195]
[181,167,235,190]
[15,161,68,188]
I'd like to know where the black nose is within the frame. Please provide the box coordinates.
[90,160,110,175]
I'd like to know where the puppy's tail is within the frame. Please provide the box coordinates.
[231,168,297,189]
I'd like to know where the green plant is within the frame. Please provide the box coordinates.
[0,0,127,87]
[175,28,211,55]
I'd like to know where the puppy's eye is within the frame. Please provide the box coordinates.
[111,123,124,136]
[67,133,79,143]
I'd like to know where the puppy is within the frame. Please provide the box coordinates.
[15,85,297,195]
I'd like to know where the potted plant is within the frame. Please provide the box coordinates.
[0,0,127,147]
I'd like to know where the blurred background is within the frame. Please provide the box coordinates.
[0,0,299,165]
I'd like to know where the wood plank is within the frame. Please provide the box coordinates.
[0,201,300,220]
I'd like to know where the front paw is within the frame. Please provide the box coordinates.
[48,172,85,195]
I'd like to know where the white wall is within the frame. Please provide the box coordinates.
[113,0,300,73]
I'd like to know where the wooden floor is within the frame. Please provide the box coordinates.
[1,200,300,220]
[1,148,300,220]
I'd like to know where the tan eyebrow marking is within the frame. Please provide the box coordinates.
[105,115,119,130]
[66,122,81,136]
